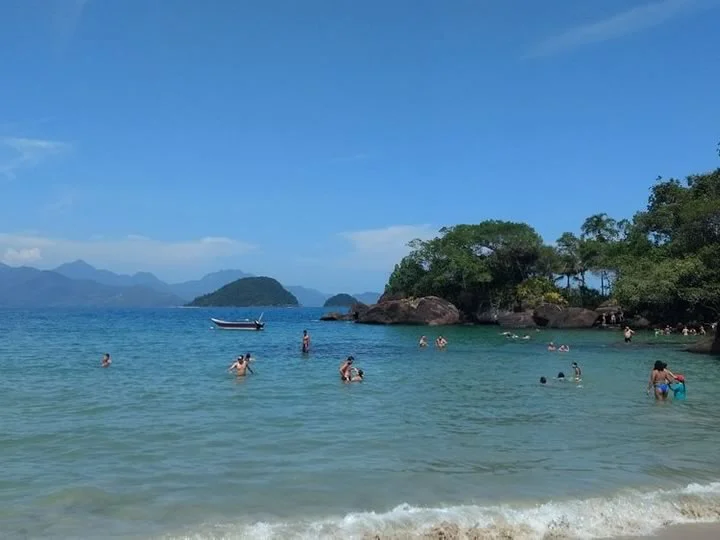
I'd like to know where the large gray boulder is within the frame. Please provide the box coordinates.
[687,325,720,355]
[320,302,369,322]
[320,312,347,321]
[474,306,514,324]
[356,296,460,326]
[533,304,599,329]
[497,311,537,328]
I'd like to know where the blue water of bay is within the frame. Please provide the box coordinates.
[1,307,720,539]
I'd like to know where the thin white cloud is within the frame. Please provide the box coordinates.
[526,0,708,58]
[0,233,255,272]
[0,137,71,180]
[338,224,438,271]
[2,247,42,265]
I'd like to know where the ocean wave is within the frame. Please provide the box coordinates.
[160,482,720,539]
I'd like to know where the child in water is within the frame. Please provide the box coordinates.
[671,374,686,400]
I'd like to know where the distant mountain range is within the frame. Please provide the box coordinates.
[0,263,183,308]
[0,260,380,308]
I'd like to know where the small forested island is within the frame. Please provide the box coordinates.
[366,147,720,349]
[324,293,359,307]
[187,276,299,307]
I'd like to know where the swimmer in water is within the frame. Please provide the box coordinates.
[302,330,310,353]
[339,356,354,382]
[350,368,364,382]
[671,374,686,400]
[435,336,448,349]
[558,345,570,352]
[547,342,556,352]
[101,353,111,368]
[571,362,582,381]
[556,371,566,381]
[419,335,428,347]
[540,376,548,385]
[647,360,675,400]
[228,355,254,377]
[624,326,635,343]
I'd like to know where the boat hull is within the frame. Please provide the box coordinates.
[210,318,265,331]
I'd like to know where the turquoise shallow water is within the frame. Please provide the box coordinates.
[2,307,720,539]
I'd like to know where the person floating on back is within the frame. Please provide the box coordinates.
[101,353,111,368]
[302,330,310,354]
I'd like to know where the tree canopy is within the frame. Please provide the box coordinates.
[385,150,720,324]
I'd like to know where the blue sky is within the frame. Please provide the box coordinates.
[1,0,718,293]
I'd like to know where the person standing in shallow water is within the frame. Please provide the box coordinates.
[671,375,687,400]
[228,355,253,377]
[648,361,675,401]
[624,326,635,343]
[302,330,310,354]
[339,356,354,382]
[572,362,582,381]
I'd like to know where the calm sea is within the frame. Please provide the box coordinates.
[1,307,720,539]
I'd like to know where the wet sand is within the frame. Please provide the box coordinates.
[364,522,720,539]
[622,523,720,540]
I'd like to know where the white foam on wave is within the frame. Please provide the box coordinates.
[161,482,720,539]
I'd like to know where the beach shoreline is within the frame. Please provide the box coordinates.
[621,522,720,540]
[360,522,720,539]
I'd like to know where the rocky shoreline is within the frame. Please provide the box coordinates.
[320,295,718,355]
[322,296,631,330]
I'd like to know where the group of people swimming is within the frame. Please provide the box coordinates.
[501,331,532,340]
[224,330,366,383]
[540,361,582,385]
[418,335,447,348]
[338,356,364,382]
[102,323,692,398]
[654,323,714,336]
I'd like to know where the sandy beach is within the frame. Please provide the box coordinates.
[622,523,720,540]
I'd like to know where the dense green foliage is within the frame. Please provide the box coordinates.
[385,152,720,324]
[188,277,299,307]
[323,293,359,307]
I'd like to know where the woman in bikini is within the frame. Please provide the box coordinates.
[648,360,676,400]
